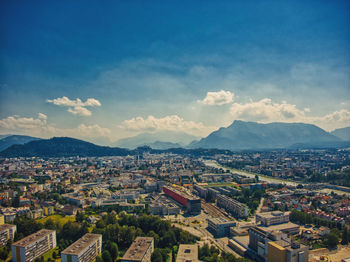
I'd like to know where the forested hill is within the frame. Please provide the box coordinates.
[0,137,233,158]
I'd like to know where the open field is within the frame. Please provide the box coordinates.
[37,215,75,227]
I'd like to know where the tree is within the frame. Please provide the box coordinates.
[342,227,349,245]
[151,249,163,262]
[108,242,119,261]
[96,255,103,262]
[102,250,113,262]
[325,233,339,248]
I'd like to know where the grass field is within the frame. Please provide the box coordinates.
[37,215,75,227]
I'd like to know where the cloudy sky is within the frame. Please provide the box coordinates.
[1,0,349,144]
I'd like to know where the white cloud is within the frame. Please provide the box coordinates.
[120,115,215,137]
[199,90,234,105]
[46,96,101,116]
[0,113,111,142]
[229,98,350,131]
[0,113,49,131]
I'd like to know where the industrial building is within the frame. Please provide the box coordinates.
[61,233,102,262]
[207,217,236,237]
[0,224,16,246]
[162,186,201,214]
[121,237,154,262]
[176,244,199,262]
[216,194,249,218]
[11,229,56,262]
[256,211,290,226]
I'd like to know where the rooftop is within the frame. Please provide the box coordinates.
[176,244,199,262]
[122,237,153,261]
[0,224,16,231]
[61,233,101,255]
[208,217,236,225]
[12,229,55,248]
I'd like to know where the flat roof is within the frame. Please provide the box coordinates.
[122,237,153,261]
[256,211,290,218]
[0,224,16,231]
[258,222,299,232]
[62,233,101,256]
[12,229,55,248]
[176,244,198,262]
[208,217,236,225]
[269,241,287,250]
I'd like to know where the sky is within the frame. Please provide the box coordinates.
[0,0,350,145]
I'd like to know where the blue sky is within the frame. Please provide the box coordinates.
[1,0,349,144]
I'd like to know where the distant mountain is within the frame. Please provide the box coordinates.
[0,135,41,151]
[114,131,199,149]
[142,141,182,150]
[0,137,130,157]
[331,127,350,141]
[189,120,341,150]
[0,136,233,158]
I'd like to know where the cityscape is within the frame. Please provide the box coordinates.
[1,1,350,262]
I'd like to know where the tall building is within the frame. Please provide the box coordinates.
[162,186,201,214]
[121,237,154,262]
[61,233,102,262]
[11,229,56,262]
[217,194,249,218]
[256,211,290,226]
[0,224,16,246]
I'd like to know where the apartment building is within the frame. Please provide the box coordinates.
[121,237,154,262]
[0,224,16,246]
[61,233,102,262]
[216,194,249,218]
[256,211,290,226]
[11,229,56,262]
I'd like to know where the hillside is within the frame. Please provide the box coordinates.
[0,135,41,151]
[189,120,341,150]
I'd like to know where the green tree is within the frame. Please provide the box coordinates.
[325,233,339,248]
[96,255,104,262]
[342,227,349,245]
[109,242,119,261]
[151,249,163,262]
[102,250,113,262]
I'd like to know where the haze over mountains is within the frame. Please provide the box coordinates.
[0,121,349,157]
[189,120,346,150]
[113,131,199,149]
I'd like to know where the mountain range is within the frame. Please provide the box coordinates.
[189,120,349,150]
[0,121,349,157]
[331,127,350,141]
[0,135,41,151]
[113,131,198,149]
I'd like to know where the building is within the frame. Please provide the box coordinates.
[11,229,56,262]
[162,186,201,214]
[61,233,102,262]
[268,240,308,262]
[0,224,16,246]
[256,211,290,226]
[150,195,180,216]
[207,217,236,237]
[121,237,154,262]
[176,244,199,262]
[248,226,308,262]
[217,194,249,218]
